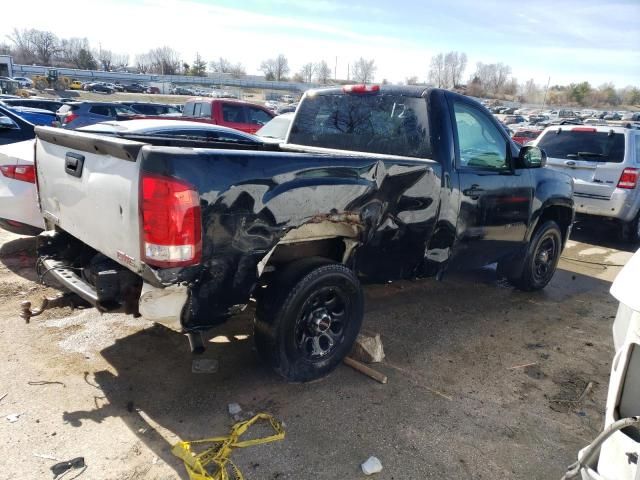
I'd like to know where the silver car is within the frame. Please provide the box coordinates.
[534,125,640,242]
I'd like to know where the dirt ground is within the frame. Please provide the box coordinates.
[0,221,633,480]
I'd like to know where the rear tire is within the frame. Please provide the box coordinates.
[620,212,640,244]
[509,220,562,291]
[254,259,363,382]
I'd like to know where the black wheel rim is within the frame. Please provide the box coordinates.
[295,286,349,360]
[533,234,558,284]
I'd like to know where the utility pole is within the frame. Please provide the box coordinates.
[542,76,550,109]
[334,56,337,81]
[347,64,350,81]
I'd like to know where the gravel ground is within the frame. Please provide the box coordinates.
[0,221,633,480]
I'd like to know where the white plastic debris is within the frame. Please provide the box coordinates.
[6,413,24,423]
[228,403,242,416]
[351,333,385,363]
[361,456,383,475]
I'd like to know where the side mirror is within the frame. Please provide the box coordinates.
[0,116,17,130]
[519,145,546,168]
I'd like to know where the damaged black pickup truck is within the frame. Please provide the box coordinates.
[33,86,574,381]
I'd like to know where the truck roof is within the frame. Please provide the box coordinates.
[308,85,432,98]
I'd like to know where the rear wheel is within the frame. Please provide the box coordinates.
[620,212,640,244]
[508,220,562,291]
[254,259,363,382]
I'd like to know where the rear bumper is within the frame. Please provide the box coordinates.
[574,188,638,222]
[41,257,187,331]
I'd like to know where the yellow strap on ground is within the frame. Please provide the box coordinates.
[171,413,285,480]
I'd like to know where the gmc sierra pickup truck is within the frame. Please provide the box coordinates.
[33,86,574,381]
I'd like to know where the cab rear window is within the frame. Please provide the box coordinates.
[289,93,432,159]
[537,130,625,163]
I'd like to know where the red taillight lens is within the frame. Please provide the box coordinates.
[0,165,36,183]
[618,168,639,189]
[342,84,380,94]
[62,112,78,125]
[141,173,201,267]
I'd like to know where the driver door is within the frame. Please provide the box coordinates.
[449,96,532,270]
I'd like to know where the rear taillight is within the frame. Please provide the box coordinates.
[140,173,201,267]
[62,112,78,125]
[342,84,380,94]
[0,165,36,183]
[618,168,639,189]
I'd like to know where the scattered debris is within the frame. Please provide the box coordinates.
[20,292,76,323]
[361,456,383,475]
[6,412,24,423]
[344,357,388,384]
[351,333,385,363]
[28,380,65,387]
[0,392,7,403]
[172,413,285,480]
[192,358,219,374]
[50,457,85,479]
[509,362,538,370]
[33,453,60,461]
[551,381,594,405]
[228,402,242,416]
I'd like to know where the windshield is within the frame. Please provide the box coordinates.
[289,93,431,158]
[537,130,625,163]
[256,115,291,140]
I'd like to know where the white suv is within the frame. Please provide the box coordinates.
[533,125,640,242]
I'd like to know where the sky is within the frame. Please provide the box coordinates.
[2,0,639,87]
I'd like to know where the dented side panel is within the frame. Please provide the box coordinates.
[140,147,443,328]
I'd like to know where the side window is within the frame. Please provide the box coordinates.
[0,115,19,130]
[222,103,246,123]
[453,102,507,170]
[89,106,110,117]
[193,103,202,117]
[200,102,212,118]
[248,107,272,125]
[183,102,195,116]
[636,135,640,165]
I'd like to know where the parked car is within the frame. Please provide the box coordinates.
[117,102,181,116]
[621,112,640,122]
[33,85,574,382]
[87,82,114,94]
[69,80,84,90]
[123,83,146,93]
[502,114,527,125]
[1,98,63,113]
[77,119,262,144]
[533,125,640,242]
[277,103,298,115]
[565,248,640,479]
[55,102,137,128]
[170,86,194,95]
[12,77,33,88]
[0,103,55,126]
[146,86,160,94]
[181,98,275,133]
[113,83,125,92]
[0,106,42,234]
[255,112,293,142]
[0,105,35,146]
[604,112,622,121]
[511,128,542,145]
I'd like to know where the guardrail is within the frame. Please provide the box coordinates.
[12,64,322,92]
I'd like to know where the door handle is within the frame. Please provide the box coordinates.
[463,184,485,198]
[65,152,84,178]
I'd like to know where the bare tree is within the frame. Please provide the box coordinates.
[8,28,60,65]
[111,53,129,71]
[95,48,113,70]
[315,60,332,84]
[210,57,245,76]
[428,53,445,87]
[135,53,152,73]
[473,62,512,94]
[299,62,316,83]
[147,46,181,75]
[57,37,97,69]
[352,57,376,83]
[260,54,290,81]
[523,78,539,102]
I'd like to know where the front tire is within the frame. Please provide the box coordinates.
[254,260,364,382]
[510,220,562,291]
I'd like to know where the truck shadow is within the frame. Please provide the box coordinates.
[57,263,616,479]
[570,220,639,253]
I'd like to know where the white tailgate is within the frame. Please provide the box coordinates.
[35,128,145,273]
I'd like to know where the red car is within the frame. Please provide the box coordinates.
[512,129,542,146]
[181,98,275,134]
